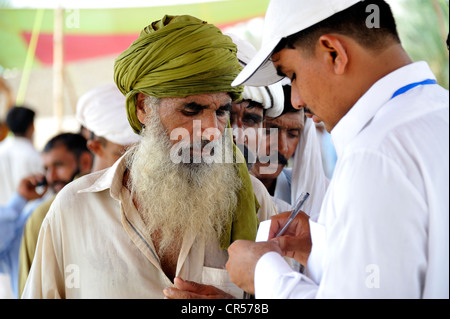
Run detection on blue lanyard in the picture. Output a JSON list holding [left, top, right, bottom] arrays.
[[391, 79, 437, 100]]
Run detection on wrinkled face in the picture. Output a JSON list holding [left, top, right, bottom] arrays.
[[42, 145, 81, 193], [137, 92, 231, 163], [157, 92, 232, 145], [230, 100, 264, 167], [129, 95, 240, 255], [251, 111, 303, 180]]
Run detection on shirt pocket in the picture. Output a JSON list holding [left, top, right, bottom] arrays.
[[202, 266, 243, 299]]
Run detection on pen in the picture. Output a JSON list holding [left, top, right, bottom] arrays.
[[275, 192, 310, 238]]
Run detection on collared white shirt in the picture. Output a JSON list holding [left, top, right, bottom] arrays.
[[22, 152, 275, 298], [255, 61, 449, 299], [0, 136, 43, 205]]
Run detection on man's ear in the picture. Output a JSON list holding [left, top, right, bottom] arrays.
[[318, 34, 349, 75], [79, 151, 94, 174], [87, 139, 103, 157], [136, 93, 149, 125]]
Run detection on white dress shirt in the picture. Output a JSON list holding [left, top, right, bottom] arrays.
[[255, 61, 449, 299], [0, 136, 43, 205]]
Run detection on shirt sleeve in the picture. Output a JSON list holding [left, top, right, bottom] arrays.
[[253, 219, 325, 299], [0, 193, 27, 253], [21, 202, 65, 299], [254, 252, 318, 299]]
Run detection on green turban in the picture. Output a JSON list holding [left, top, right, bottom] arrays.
[[114, 15, 258, 250], [114, 14, 243, 134]]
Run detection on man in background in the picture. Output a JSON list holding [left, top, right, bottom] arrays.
[[0, 106, 43, 205], [18, 133, 92, 296], [252, 85, 329, 221], [0, 174, 47, 298], [75, 83, 141, 171]]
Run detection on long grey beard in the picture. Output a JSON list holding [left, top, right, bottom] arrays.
[[126, 114, 241, 256]]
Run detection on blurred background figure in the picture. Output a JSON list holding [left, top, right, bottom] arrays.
[[75, 83, 141, 171], [0, 106, 43, 205], [17, 132, 93, 297], [0, 174, 47, 299], [0, 132, 92, 298]]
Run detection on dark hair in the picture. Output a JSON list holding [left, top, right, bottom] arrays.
[[274, 0, 400, 55], [6, 106, 35, 136], [43, 133, 90, 161]]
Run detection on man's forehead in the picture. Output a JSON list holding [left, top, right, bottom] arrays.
[[265, 113, 304, 129], [162, 92, 232, 107], [232, 100, 264, 112]]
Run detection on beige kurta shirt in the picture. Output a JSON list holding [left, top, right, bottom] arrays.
[[22, 153, 275, 299]]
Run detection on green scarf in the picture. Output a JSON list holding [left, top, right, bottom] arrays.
[[222, 124, 260, 250], [114, 15, 258, 249]]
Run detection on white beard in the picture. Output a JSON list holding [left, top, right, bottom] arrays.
[[126, 112, 241, 256]]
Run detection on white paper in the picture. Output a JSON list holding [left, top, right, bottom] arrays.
[[255, 220, 272, 242]]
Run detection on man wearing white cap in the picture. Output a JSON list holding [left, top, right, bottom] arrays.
[[253, 84, 329, 222], [76, 84, 141, 171], [229, 35, 327, 221], [228, 34, 291, 216], [227, 0, 449, 298], [228, 33, 284, 166]]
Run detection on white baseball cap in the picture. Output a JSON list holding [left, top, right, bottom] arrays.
[[232, 0, 362, 87], [227, 33, 284, 118]]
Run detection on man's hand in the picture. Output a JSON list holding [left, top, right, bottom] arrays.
[[163, 277, 234, 299], [226, 240, 282, 295], [17, 174, 47, 201], [269, 210, 312, 266]]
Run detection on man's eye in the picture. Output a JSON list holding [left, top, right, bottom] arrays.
[[288, 131, 300, 138], [182, 109, 200, 116], [216, 109, 228, 117], [216, 104, 231, 117]]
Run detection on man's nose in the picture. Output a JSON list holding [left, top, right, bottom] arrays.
[[45, 167, 56, 185], [197, 114, 220, 142], [291, 84, 306, 110], [232, 122, 246, 145], [278, 131, 289, 155]]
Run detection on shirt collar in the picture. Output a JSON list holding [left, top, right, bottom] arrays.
[[77, 152, 129, 201], [331, 61, 436, 157]]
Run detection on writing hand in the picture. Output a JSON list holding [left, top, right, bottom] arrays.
[[269, 210, 312, 266]]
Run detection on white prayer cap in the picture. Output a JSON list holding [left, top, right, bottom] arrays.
[[232, 0, 362, 87], [227, 33, 284, 118], [76, 84, 141, 146]]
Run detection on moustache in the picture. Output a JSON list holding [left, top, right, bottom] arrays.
[[236, 143, 256, 164], [173, 138, 225, 164], [277, 153, 288, 166]]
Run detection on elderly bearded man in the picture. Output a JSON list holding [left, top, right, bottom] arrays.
[[22, 15, 275, 299]]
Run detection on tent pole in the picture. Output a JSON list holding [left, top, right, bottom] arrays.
[[53, 6, 64, 132], [16, 8, 44, 105]]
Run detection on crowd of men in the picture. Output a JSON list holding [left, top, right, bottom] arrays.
[[0, 0, 448, 299]]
